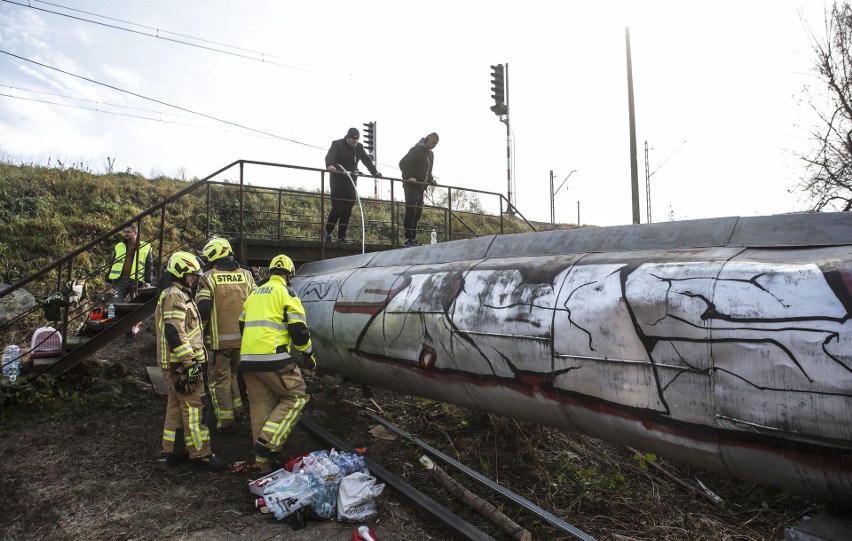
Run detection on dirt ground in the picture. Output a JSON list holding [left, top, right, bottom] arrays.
[[0, 318, 825, 541]]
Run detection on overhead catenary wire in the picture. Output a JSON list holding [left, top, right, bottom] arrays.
[[0, 72, 408, 175], [1, 0, 339, 77], [649, 139, 687, 178], [0, 82, 201, 121], [0, 92, 288, 142], [0, 49, 326, 152], [0, 3, 415, 176]]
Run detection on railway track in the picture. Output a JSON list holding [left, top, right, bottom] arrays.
[[299, 414, 596, 541]]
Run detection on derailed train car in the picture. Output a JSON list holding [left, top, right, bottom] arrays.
[[290, 212, 852, 506]]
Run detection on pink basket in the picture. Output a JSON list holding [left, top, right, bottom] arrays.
[[31, 327, 63, 358]]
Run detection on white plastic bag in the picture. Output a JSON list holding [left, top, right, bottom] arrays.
[[336, 472, 385, 522], [248, 468, 289, 497], [263, 471, 315, 521]]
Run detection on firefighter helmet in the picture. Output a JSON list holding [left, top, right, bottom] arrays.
[[167, 251, 204, 278], [269, 254, 295, 275], [201, 237, 233, 263]]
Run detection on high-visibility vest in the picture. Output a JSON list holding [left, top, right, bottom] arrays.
[[240, 275, 311, 370], [197, 267, 255, 350], [107, 241, 152, 282]]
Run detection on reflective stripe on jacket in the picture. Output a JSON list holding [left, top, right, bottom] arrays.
[[155, 284, 206, 370], [239, 274, 311, 372]]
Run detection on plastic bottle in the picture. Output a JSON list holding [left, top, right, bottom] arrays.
[[2, 345, 21, 383], [430, 229, 437, 244], [107, 303, 116, 319]]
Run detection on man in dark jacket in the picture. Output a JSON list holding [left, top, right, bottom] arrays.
[[324, 127, 381, 243], [399, 132, 439, 246]]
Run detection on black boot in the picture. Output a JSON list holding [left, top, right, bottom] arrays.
[[191, 454, 229, 472], [165, 427, 189, 465]]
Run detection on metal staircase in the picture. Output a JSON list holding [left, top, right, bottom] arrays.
[[0, 159, 538, 380]]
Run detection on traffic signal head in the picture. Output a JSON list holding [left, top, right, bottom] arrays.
[[362, 121, 376, 157], [490, 64, 505, 108]]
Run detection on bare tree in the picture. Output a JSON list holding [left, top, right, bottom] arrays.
[[798, 2, 852, 211]]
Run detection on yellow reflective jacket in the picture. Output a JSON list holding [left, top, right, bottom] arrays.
[[107, 241, 153, 282], [239, 274, 312, 372], [197, 267, 255, 350], [155, 283, 206, 370]]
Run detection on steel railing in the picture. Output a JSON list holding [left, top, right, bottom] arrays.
[[0, 160, 536, 377]]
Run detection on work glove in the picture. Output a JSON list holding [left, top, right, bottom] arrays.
[[184, 362, 202, 385], [302, 352, 317, 372]]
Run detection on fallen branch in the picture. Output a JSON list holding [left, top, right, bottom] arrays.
[[369, 398, 385, 415], [419, 455, 531, 541], [341, 398, 379, 414], [626, 446, 724, 507]]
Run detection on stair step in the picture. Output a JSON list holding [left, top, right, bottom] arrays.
[[32, 356, 60, 367], [65, 335, 91, 350]]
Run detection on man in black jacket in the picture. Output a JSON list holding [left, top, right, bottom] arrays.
[[399, 132, 439, 246], [324, 127, 381, 243]]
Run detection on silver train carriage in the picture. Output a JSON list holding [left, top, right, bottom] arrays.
[[290, 212, 852, 506]]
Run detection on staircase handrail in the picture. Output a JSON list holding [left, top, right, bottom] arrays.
[[1, 159, 537, 302]]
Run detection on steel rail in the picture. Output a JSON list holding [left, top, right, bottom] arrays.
[[298, 416, 494, 541], [364, 411, 597, 541]]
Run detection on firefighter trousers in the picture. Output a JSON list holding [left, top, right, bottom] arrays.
[[208, 348, 243, 428], [161, 368, 212, 458], [244, 366, 310, 469]]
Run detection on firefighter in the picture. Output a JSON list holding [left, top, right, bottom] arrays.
[[156, 251, 227, 471], [196, 237, 255, 431], [239, 254, 316, 473]]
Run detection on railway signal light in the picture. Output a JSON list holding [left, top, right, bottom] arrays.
[[363, 121, 376, 160], [490, 64, 507, 116]]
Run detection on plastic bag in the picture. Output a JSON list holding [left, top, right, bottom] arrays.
[[337, 472, 386, 522], [263, 470, 315, 521], [300, 451, 342, 519], [248, 468, 289, 497]]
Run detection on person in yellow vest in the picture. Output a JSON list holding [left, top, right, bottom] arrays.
[[239, 254, 316, 473], [106, 223, 152, 340], [196, 238, 255, 431], [156, 251, 228, 471]]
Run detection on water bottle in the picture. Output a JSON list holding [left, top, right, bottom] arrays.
[[2, 345, 21, 383], [107, 303, 116, 319], [430, 229, 437, 244]]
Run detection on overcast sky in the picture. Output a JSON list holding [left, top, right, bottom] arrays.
[[0, 0, 832, 227]]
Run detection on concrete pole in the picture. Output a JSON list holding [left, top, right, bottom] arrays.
[[626, 27, 640, 225]]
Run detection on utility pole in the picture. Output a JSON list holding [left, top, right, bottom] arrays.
[[550, 170, 554, 224], [626, 27, 640, 225], [645, 139, 686, 224], [490, 63, 513, 213], [550, 169, 576, 225], [644, 140, 652, 223]]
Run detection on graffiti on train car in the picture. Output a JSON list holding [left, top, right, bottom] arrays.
[[299, 256, 851, 425], [293, 245, 852, 504]]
